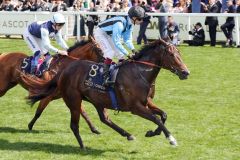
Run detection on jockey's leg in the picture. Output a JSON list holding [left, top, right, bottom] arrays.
[[103, 58, 112, 86], [94, 27, 115, 85], [31, 51, 41, 74]]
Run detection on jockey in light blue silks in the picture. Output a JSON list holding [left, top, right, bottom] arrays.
[[23, 13, 69, 74], [93, 6, 147, 86]]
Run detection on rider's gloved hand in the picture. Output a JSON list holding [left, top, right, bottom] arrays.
[[130, 49, 140, 60], [57, 50, 68, 56], [132, 49, 138, 55]]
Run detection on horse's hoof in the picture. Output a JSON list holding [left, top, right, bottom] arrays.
[[168, 135, 178, 147], [145, 130, 155, 137], [92, 129, 101, 135], [80, 146, 86, 151], [28, 123, 33, 131], [127, 135, 136, 141]]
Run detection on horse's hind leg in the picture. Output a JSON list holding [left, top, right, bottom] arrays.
[[80, 105, 101, 134], [28, 97, 51, 130], [95, 107, 135, 140], [131, 105, 177, 146], [0, 81, 17, 97]]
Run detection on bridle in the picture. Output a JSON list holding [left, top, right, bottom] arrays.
[[130, 43, 176, 70]]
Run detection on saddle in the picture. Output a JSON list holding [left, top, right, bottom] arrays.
[[21, 51, 53, 77]]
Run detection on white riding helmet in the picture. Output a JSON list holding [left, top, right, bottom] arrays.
[[51, 13, 65, 25]]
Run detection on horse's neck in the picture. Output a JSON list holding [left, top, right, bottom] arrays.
[[130, 56, 161, 85]]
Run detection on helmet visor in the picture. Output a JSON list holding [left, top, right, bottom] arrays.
[[55, 23, 65, 26]]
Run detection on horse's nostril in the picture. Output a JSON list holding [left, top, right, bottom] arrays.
[[182, 70, 190, 76]]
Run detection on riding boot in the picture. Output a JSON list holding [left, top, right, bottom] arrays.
[[102, 64, 110, 86], [30, 51, 41, 75]]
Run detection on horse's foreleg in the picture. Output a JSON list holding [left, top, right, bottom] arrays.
[[70, 106, 84, 149], [95, 107, 135, 141], [147, 97, 167, 124], [28, 97, 51, 130], [131, 105, 177, 146], [63, 91, 85, 149], [80, 105, 101, 134], [146, 97, 167, 137]]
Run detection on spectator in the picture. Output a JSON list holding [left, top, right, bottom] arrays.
[[137, 0, 151, 45], [187, 22, 205, 46], [72, 0, 86, 41], [203, 0, 219, 46], [237, 0, 240, 13], [0, 0, 14, 11], [30, 0, 42, 11], [221, 0, 235, 47], [0, 0, 14, 38], [86, 2, 99, 39], [236, 0, 240, 47], [172, 0, 188, 13], [21, 0, 31, 11], [52, 0, 67, 12], [215, 0, 222, 12], [167, 16, 180, 46], [155, 0, 170, 38], [120, 0, 130, 12]]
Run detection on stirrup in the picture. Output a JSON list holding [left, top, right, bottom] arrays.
[[103, 77, 115, 86]]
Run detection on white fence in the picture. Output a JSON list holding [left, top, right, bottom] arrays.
[[0, 11, 239, 45]]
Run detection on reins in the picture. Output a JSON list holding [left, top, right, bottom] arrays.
[[129, 60, 161, 69], [66, 55, 79, 60]]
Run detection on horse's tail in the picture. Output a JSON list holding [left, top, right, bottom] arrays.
[[21, 73, 60, 106]]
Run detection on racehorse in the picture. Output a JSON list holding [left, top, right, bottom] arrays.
[[26, 39, 190, 148], [0, 40, 103, 134]]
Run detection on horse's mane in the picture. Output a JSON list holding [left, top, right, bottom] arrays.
[[67, 40, 90, 53], [138, 41, 160, 55]]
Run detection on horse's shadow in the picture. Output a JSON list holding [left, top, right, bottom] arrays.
[[0, 139, 114, 155], [0, 127, 115, 155], [0, 127, 55, 134]]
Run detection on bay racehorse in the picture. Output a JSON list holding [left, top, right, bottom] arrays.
[[26, 39, 190, 148], [0, 40, 103, 133]]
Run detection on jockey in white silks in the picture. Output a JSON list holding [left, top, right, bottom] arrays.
[[93, 6, 147, 85], [23, 13, 69, 74]]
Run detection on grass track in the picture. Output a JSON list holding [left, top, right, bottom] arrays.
[[0, 38, 239, 160]]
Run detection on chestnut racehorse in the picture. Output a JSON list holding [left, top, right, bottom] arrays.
[[26, 39, 190, 148], [0, 40, 103, 134]]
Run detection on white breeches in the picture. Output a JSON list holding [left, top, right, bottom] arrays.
[[23, 29, 47, 54], [93, 27, 125, 60]]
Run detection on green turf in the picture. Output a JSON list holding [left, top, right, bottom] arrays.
[[0, 38, 239, 160]]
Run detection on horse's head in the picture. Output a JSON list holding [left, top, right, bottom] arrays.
[[67, 40, 104, 62], [158, 39, 190, 80]]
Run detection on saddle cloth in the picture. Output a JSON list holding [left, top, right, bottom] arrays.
[[84, 63, 120, 110], [84, 63, 119, 92], [21, 51, 52, 77]]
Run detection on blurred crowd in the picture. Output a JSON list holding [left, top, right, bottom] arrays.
[[0, 0, 239, 47], [0, 0, 239, 13]]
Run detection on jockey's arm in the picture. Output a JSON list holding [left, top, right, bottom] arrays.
[[40, 28, 58, 53], [55, 30, 69, 50], [122, 27, 135, 53], [112, 22, 129, 56]]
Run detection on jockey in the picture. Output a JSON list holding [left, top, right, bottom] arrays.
[[93, 6, 147, 85], [23, 13, 69, 74]]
